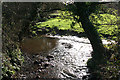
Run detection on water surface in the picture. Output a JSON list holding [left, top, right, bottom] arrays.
[[15, 35, 112, 79]]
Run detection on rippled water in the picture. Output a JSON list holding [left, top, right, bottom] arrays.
[[14, 35, 113, 79], [48, 35, 92, 79]]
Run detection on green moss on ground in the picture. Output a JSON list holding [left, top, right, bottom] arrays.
[[32, 10, 119, 41], [33, 10, 84, 33]]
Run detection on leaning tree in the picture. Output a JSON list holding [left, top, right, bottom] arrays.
[[65, 2, 107, 63]]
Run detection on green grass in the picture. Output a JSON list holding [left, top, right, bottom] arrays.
[[38, 18, 83, 31], [34, 10, 84, 33], [32, 10, 120, 40], [89, 13, 119, 40]]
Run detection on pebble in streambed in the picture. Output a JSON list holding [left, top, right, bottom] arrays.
[[61, 43, 73, 49], [46, 55, 54, 61], [33, 55, 55, 70], [62, 69, 77, 78]]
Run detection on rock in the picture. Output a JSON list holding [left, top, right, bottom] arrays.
[[32, 55, 35, 58], [38, 69, 41, 72], [51, 64, 54, 67], [46, 55, 54, 59], [82, 75, 88, 80], [36, 75, 41, 79], [61, 43, 66, 45], [34, 60, 39, 64], [83, 60, 85, 62], [46, 55, 54, 62], [61, 43, 73, 49], [40, 59, 44, 62], [34, 59, 43, 65], [79, 68, 82, 71], [63, 70, 77, 78], [47, 59, 50, 62], [44, 63, 50, 68], [40, 66, 45, 70], [54, 50, 60, 53], [65, 44, 73, 48]]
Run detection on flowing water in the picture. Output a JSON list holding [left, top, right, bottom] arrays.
[[14, 35, 113, 79]]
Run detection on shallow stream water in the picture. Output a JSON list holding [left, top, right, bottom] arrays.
[[14, 35, 113, 79]]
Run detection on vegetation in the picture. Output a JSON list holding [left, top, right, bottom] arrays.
[[32, 10, 119, 40], [2, 2, 64, 79], [31, 2, 120, 79], [2, 2, 120, 80], [32, 10, 84, 33], [2, 48, 24, 79]]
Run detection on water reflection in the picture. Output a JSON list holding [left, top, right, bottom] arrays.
[[20, 36, 58, 54]]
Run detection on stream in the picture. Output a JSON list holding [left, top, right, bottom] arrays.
[[13, 35, 113, 80]]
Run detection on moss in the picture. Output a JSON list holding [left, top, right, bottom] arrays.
[[32, 10, 119, 41]]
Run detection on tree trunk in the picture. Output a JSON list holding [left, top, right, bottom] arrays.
[[69, 2, 106, 63], [79, 15, 106, 63]]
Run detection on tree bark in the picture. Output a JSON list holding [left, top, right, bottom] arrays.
[[70, 2, 106, 63], [79, 14, 106, 63]]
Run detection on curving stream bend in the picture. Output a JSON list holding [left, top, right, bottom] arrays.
[[13, 35, 113, 79]]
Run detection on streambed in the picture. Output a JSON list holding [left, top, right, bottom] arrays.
[[13, 35, 113, 79]]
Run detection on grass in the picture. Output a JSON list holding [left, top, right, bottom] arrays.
[[89, 13, 119, 40], [35, 18, 83, 32], [34, 10, 84, 33], [32, 10, 120, 40]]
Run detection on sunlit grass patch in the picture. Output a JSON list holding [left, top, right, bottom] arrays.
[[89, 13, 119, 40], [33, 10, 119, 40], [34, 14, 84, 32]]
